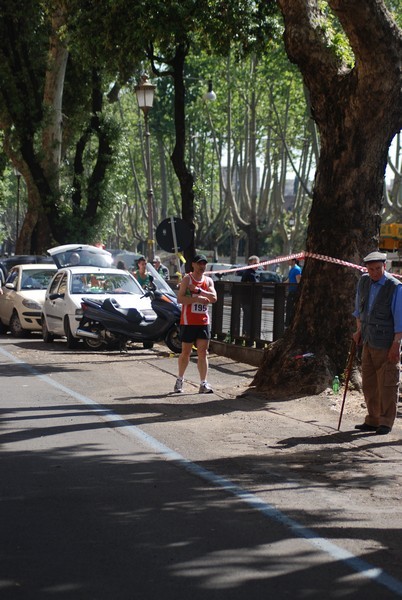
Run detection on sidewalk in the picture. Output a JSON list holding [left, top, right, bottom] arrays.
[[146, 345, 402, 466]]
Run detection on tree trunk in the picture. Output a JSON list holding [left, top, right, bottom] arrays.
[[41, 2, 68, 185], [253, 0, 402, 396], [170, 43, 196, 268]]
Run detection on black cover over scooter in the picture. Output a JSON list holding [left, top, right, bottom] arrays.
[[101, 297, 144, 324], [76, 286, 182, 353]]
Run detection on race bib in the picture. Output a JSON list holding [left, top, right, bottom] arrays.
[[191, 303, 208, 313]]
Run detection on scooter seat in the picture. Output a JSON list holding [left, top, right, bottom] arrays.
[[124, 307, 144, 323], [102, 298, 144, 323]]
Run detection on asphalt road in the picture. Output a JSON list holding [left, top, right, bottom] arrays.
[[1, 334, 402, 599]]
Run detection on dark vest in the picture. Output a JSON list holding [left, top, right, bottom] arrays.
[[359, 273, 400, 349]]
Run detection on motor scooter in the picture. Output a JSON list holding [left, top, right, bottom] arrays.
[[75, 281, 182, 353]]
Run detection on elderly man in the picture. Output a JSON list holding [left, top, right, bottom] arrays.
[[352, 251, 402, 435], [153, 255, 169, 279]]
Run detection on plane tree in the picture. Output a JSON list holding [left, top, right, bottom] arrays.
[[144, 1, 277, 265], [190, 48, 315, 261], [0, 1, 122, 252], [253, 0, 402, 396]]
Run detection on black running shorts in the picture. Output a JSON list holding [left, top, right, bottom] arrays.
[[180, 324, 211, 343]]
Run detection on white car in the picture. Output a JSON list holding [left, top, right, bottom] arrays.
[[41, 266, 156, 348], [47, 243, 113, 269], [0, 264, 57, 336], [206, 263, 242, 282]]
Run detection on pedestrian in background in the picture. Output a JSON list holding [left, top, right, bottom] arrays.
[[153, 255, 169, 279], [116, 260, 127, 271], [133, 256, 151, 288], [352, 251, 402, 435], [285, 258, 302, 326], [241, 255, 260, 283], [174, 254, 217, 394]]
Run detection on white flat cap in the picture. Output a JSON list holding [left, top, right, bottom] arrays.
[[363, 251, 387, 263]]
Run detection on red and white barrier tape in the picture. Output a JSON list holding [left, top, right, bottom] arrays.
[[206, 251, 402, 278]]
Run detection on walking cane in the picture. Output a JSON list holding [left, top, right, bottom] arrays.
[[337, 339, 357, 431]]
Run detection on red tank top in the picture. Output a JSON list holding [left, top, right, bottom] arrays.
[[180, 273, 211, 325]]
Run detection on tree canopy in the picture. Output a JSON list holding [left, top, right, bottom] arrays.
[[1, 0, 402, 400]]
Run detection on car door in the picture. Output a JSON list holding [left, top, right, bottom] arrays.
[[0, 267, 20, 325], [44, 271, 67, 334]]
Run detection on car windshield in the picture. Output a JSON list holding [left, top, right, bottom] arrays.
[[70, 272, 143, 295], [21, 269, 57, 290]]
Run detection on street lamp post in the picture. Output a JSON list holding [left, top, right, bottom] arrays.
[[135, 74, 156, 263], [14, 169, 21, 242]]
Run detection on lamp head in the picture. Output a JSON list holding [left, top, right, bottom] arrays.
[[135, 74, 156, 114], [203, 79, 216, 102]]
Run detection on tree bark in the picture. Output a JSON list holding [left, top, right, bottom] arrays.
[[170, 43, 196, 268], [253, 0, 402, 396]]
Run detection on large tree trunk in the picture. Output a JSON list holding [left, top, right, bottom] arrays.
[[41, 2, 68, 185], [170, 43, 196, 269], [253, 0, 402, 396]]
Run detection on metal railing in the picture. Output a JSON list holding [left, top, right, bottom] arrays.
[[211, 281, 286, 348]]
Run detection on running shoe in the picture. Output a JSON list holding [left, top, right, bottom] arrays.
[[174, 378, 183, 393], [199, 382, 213, 394]]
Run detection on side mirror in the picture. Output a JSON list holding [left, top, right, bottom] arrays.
[[49, 292, 64, 300]]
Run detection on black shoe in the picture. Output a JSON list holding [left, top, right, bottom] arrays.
[[354, 423, 377, 432], [376, 425, 391, 435]]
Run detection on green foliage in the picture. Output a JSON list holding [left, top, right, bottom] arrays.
[[385, 1, 402, 27], [317, 1, 354, 67], [0, 0, 309, 255]]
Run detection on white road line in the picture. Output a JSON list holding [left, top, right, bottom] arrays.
[[2, 345, 402, 596]]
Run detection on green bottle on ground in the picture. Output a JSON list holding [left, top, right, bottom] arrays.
[[332, 375, 340, 393]]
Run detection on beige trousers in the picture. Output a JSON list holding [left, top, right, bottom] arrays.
[[361, 343, 399, 428]]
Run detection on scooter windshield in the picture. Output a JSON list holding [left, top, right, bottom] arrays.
[[146, 263, 177, 300]]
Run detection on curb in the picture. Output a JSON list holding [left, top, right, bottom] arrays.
[[209, 340, 264, 367]]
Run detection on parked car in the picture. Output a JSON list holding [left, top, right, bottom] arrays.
[[206, 263, 241, 282], [0, 264, 57, 336], [112, 251, 143, 270], [258, 270, 283, 283], [47, 244, 114, 269], [48, 243, 175, 294], [0, 254, 53, 284], [41, 266, 157, 348]]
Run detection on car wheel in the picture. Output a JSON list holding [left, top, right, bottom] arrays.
[[165, 325, 182, 354], [65, 318, 80, 349], [9, 311, 27, 337], [42, 317, 54, 343]]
